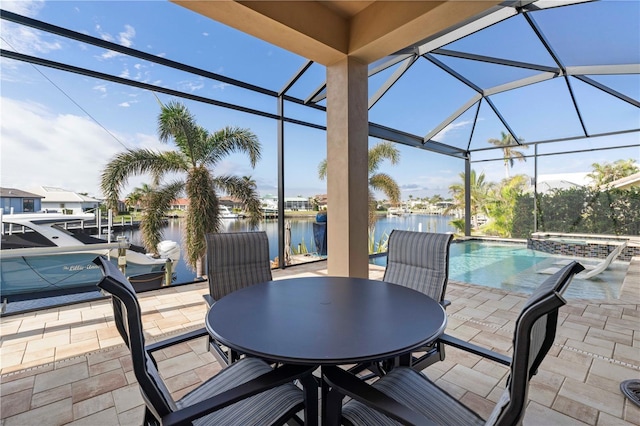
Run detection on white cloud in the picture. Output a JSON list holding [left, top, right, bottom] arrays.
[[434, 119, 474, 141], [96, 24, 136, 59], [0, 97, 166, 197], [0, 0, 61, 62], [178, 79, 205, 92], [202, 32, 209, 37], [1, 0, 45, 17], [119, 102, 131, 107]]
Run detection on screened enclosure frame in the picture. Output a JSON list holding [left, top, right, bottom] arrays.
[[2, 0, 638, 265]]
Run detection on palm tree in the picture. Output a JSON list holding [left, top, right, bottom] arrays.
[[318, 141, 401, 227], [101, 100, 263, 276], [447, 169, 493, 231], [488, 131, 528, 178], [125, 183, 154, 212]]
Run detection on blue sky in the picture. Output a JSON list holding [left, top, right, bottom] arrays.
[[1, 0, 638, 201]]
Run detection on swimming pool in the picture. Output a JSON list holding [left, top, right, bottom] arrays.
[[448, 240, 628, 299]]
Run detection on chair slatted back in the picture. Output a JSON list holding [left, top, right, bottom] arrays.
[[206, 231, 272, 301], [383, 231, 453, 302], [489, 261, 584, 426], [94, 256, 177, 420]]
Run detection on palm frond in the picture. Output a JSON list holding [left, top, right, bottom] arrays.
[[184, 166, 220, 268], [318, 159, 328, 180], [213, 175, 263, 228], [100, 149, 187, 211], [203, 127, 262, 168], [369, 172, 400, 204], [140, 181, 185, 254], [368, 141, 400, 174]]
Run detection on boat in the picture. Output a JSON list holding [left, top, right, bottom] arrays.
[[0, 213, 180, 300], [220, 205, 239, 219]]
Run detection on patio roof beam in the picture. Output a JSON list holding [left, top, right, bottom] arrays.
[[432, 48, 560, 74], [397, 4, 519, 56], [483, 71, 557, 96], [368, 54, 414, 77], [368, 55, 418, 110], [423, 54, 483, 93], [484, 96, 522, 144], [573, 75, 640, 109], [0, 49, 329, 134], [565, 64, 640, 75], [368, 123, 466, 158], [466, 100, 482, 152], [524, 12, 589, 137], [471, 142, 640, 162], [0, 10, 278, 98], [522, 0, 599, 12], [279, 60, 314, 96], [309, 54, 416, 105], [423, 94, 482, 141], [469, 128, 640, 153]]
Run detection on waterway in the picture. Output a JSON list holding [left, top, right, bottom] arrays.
[[114, 213, 456, 284]]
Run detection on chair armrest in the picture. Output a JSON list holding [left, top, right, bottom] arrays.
[[146, 328, 209, 353], [438, 333, 511, 366], [323, 366, 437, 426], [161, 363, 316, 426], [202, 294, 214, 307]]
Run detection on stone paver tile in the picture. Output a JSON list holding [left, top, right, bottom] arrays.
[[0, 388, 32, 418], [86, 346, 129, 366], [564, 339, 613, 358], [159, 341, 192, 359], [598, 411, 639, 426], [99, 336, 125, 349], [0, 341, 26, 357], [591, 358, 640, 384], [31, 384, 72, 409], [433, 376, 468, 399], [164, 370, 201, 394], [614, 344, 640, 366], [458, 390, 494, 420], [69, 329, 98, 344], [55, 339, 100, 361], [440, 364, 499, 398], [156, 351, 204, 378], [89, 359, 121, 376], [72, 392, 114, 420], [567, 314, 606, 329], [25, 333, 70, 352], [67, 407, 118, 426], [558, 346, 597, 366], [528, 370, 565, 407], [469, 330, 513, 352], [71, 370, 127, 403], [21, 347, 55, 365], [0, 351, 25, 373], [0, 375, 34, 395], [588, 328, 634, 346], [172, 382, 201, 400], [623, 399, 640, 425], [112, 384, 144, 414], [540, 354, 589, 382], [560, 377, 624, 418], [33, 362, 89, 393], [117, 406, 145, 426], [472, 358, 509, 380], [524, 401, 590, 426], [553, 394, 599, 425], [3, 398, 73, 426]]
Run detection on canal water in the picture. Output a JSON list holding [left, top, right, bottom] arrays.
[[114, 214, 456, 284]]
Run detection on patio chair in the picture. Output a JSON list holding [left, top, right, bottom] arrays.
[[366, 230, 454, 373], [204, 231, 273, 365], [323, 261, 585, 426], [93, 256, 317, 426]]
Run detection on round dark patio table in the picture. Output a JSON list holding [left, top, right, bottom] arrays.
[[205, 276, 447, 365]]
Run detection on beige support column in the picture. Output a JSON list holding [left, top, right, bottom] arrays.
[[326, 56, 369, 278]]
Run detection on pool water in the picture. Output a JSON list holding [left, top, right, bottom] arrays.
[[449, 240, 628, 299]]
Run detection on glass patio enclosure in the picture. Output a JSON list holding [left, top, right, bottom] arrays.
[[1, 0, 638, 268]]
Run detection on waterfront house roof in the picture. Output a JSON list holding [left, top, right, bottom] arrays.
[[609, 171, 640, 190], [0, 187, 43, 199], [28, 186, 100, 203]]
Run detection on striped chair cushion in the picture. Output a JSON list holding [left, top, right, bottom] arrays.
[[383, 231, 452, 301], [342, 367, 484, 426], [206, 232, 273, 300], [178, 357, 303, 426]]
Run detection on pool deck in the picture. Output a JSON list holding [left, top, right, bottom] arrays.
[[1, 258, 639, 425]]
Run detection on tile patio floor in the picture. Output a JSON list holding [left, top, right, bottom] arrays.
[[1, 258, 639, 425]]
